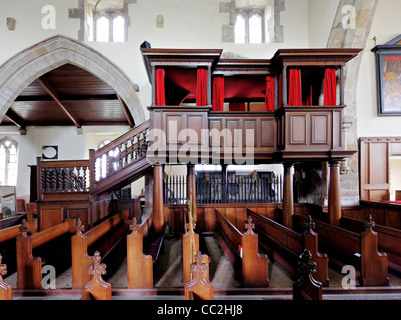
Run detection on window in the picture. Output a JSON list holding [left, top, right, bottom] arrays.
[[234, 12, 264, 44], [96, 16, 110, 42], [0, 138, 18, 186], [113, 16, 125, 42]]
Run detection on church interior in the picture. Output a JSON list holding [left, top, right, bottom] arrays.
[[1, 0, 401, 305]]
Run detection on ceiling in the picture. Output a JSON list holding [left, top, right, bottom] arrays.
[[1, 64, 135, 130]]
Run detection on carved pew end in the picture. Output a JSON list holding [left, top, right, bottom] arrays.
[[0, 255, 12, 300]]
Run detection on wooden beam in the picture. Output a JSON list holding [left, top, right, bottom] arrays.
[[117, 94, 135, 128], [5, 109, 26, 129], [36, 77, 81, 128]]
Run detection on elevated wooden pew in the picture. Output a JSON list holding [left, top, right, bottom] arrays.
[[16, 218, 76, 289], [185, 251, 214, 300], [72, 210, 130, 289], [247, 209, 329, 286], [341, 215, 401, 274], [214, 209, 269, 287], [126, 212, 165, 288], [294, 214, 389, 287], [80, 251, 112, 300], [0, 219, 37, 275]]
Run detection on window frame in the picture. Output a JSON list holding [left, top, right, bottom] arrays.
[[234, 10, 265, 44], [0, 137, 18, 186]]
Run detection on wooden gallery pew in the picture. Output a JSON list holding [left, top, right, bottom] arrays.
[[0, 219, 37, 275], [80, 251, 112, 300], [185, 251, 214, 300], [247, 209, 329, 287], [16, 219, 76, 289], [341, 215, 401, 274], [294, 214, 389, 287], [72, 210, 130, 289], [126, 213, 165, 288], [214, 209, 269, 287]]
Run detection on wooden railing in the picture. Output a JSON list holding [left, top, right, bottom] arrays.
[[89, 120, 150, 189]]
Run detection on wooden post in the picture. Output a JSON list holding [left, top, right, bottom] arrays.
[[153, 162, 164, 233], [283, 162, 294, 229], [328, 161, 341, 227], [187, 164, 197, 224]]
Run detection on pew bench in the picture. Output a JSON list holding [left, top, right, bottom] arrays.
[[246, 209, 329, 286], [126, 212, 165, 288], [294, 214, 389, 287], [0, 219, 37, 275], [214, 209, 269, 288], [72, 210, 130, 289], [16, 219, 76, 289]]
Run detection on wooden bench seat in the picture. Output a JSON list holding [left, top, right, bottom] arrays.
[[214, 209, 269, 288], [16, 219, 76, 289], [72, 210, 130, 289], [247, 209, 329, 286], [294, 214, 389, 287]]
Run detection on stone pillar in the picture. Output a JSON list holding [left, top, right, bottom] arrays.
[[283, 162, 294, 229], [187, 164, 197, 224], [328, 161, 342, 227], [153, 162, 164, 233]]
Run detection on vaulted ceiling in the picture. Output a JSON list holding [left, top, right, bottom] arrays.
[[1, 64, 135, 130]]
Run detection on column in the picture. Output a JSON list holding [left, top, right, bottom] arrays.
[[187, 164, 197, 224], [328, 161, 342, 227], [153, 162, 164, 233], [282, 162, 294, 229]]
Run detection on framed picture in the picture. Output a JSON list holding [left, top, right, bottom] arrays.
[[0, 186, 16, 217], [373, 35, 401, 115]]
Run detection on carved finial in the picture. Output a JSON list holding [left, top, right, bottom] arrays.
[[365, 214, 375, 230], [88, 251, 107, 276], [245, 217, 255, 231], [0, 255, 7, 277], [74, 218, 85, 234], [19, 219, 29, 233], [304, 215, 315, 230], [190, 251, 208, 277], [129, 218, 139, 231], [185, 222, 196, 233], [298, 249, 317, 275]]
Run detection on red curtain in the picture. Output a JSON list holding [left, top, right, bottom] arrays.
[[305, 84, 313, 106], [212, 76, 224, 111], [229, 102, 246, 111], [155, 68, 166, 106], [288, 68, 302, 106], [196, 68, 208, 106], [324, 68, 337, 106], [265, 76, 275, 111]]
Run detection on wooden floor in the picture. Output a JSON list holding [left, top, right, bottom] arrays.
[[6, 235, 401, 300]]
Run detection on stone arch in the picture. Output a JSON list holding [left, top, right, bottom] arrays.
[[0, 34, 145, 125]]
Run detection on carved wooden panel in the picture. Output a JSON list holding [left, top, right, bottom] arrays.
[[260, 119, 275, 148], [166, 114, 183, 144], [289, 114, 307, 145], [311, 114, 329, 145]]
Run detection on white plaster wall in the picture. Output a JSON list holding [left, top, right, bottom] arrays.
[[357, 0, 401, 137]]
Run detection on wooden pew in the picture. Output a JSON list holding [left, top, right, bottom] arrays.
[[72, 210, 130, 289], [185, 251, 214, 300], [80, 251, 112, 300], [126, 213, 165, 288], [294, 214, 389, 287], [247, 209, 329, 286], [0, 219, 37, 275], [16, 218, 76, 289], [293, 249, 322, 301], [341, 215, 401, 274], [214, 209, 269, 287], [0, 255, 12, 300]]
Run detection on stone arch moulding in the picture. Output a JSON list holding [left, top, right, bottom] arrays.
[[0, 34, 145, 126]]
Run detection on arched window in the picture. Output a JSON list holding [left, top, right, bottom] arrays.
[[96, 16, 110, 42], [249, 14, 263, 44], [235, 14, 246, 44], [113, 15, 125, 42], [0, 138, 18, 186]]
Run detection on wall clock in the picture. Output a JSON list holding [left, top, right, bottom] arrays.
[[42, 145, 58, 160]]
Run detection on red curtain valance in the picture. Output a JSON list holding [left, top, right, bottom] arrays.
[[324, 68, 337, 106], [196, 68, 208, 106], [212, 76, 224, 111], [288, 68, 302, 106], [265, 76, 275, 111], [155, 68, 166, 106]]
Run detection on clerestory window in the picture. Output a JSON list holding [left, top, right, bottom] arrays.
[[234, 11, 264, 44]]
